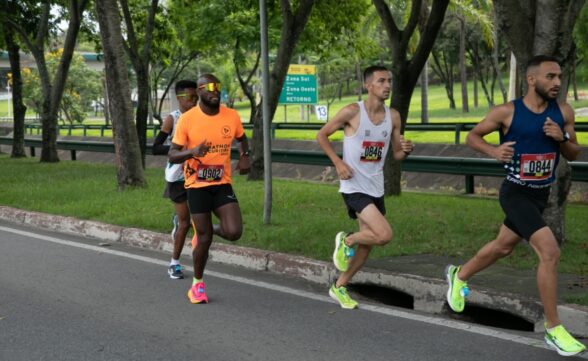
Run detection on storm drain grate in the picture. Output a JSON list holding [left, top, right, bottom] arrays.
[[349, 284, 414, 309], [444, 304, 535, 332]]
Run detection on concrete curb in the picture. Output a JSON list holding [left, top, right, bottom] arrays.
[[1, 205, 587, 337]]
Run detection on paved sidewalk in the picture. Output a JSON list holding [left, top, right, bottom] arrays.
[[1, 205, 587, 337], [576, 107, 588, 117]]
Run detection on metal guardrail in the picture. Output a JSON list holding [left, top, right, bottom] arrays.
[[244, 122, 588, 144], [18, 122, 588, 145], [2, 136, 587, 194], [0, 117, 40, 123], [22, 123, 161, 138]]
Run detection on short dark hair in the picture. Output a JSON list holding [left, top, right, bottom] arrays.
[[363, 65, 389, 83], [175, 80, 197, 94], [197, 73, 219, 86], [525, 55, 560, 73]]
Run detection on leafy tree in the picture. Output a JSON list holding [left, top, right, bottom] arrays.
[[373, 0, 450, 195], [172, 0, 368, 179], [142, 3, 199, 123], [4, 0, 90, 162], [21, 50, 101, 124], [430, 16, 459, 109], [248, 0, 370, 180]]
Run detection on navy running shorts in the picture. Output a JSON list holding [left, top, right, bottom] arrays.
[[499, 180, 551, 241], [187, 184, 238, 214], [163, 180, 187, 203], [341, 192, 386, 220]]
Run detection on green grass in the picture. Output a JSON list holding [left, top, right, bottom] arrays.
[[1, 155, 587, 281]]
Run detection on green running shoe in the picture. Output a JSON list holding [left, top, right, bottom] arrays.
[[329, 284, 358, 309], [445, 264, 468, 313], [333, 232, 355, 272], [544, 323, 586, 356]]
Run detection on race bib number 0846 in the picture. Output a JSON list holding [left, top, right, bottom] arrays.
[[360, 141, 384, 162]]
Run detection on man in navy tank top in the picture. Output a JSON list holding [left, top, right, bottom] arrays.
[[317, 65, 414, 309], [445, 55, 585, 356]]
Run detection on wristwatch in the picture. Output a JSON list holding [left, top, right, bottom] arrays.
[[559, 132, 570, 143]]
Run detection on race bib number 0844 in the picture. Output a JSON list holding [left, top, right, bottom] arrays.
[[520, 153, 555, 181]]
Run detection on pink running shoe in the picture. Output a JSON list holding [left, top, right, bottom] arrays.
[[187, 282, 208, 304]]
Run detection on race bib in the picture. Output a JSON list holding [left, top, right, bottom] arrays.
[[360, 141, 384, 162], [197, 164, 224, 182], [520, 153, 555, 181]]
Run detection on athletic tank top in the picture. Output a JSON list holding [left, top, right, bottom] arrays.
[[500, 97, 563, 187], [164, 109, 184, 182], [339, 101, 392, 197]]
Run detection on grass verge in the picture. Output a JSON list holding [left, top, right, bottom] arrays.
[[1, 154, 587, 280]]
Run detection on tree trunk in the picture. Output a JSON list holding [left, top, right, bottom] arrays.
[[356, 62, 363, 101], [102, 75, 111, 125], [420, 60, 429, 124], [571, 45, 578, 101], [543, 160, 572, 245], [473, 69, 478, 109], [95, 0, 146, 189], [234, 44, 260, 125], [3, 22, 27, 158], [458, 16, 469, 113], [119, 0, 159, 168], [507, 52, 517, 101], [431, 52, 456, 109], [135, 65, 150, 167]]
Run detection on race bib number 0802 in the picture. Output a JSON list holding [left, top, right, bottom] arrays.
[[520, 153, 555, 181]]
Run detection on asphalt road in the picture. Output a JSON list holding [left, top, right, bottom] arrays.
[[0, 222, 585, 361]]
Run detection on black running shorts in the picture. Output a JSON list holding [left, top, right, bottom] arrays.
[[499, 180, 551, 241], [341, 192, 386, 220], [187, 184, 238, 214], [163, 180, 187, 203]]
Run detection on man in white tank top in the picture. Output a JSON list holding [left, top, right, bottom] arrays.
[[153, 80, 198, 279], [317, 65, 414, 309]]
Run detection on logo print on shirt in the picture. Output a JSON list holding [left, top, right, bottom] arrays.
[[222, 126, 231, 138], [382, 130, 388, 138], [365, 129, 371, 137]]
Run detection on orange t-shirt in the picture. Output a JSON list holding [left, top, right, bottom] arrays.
[[172, 105, 244, 189]]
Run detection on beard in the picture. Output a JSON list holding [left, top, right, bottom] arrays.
[[534, 84, 558, 102], [200, 94, 220, 108]]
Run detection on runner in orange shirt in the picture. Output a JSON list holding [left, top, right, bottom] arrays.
[[169, 73, 250, 304]]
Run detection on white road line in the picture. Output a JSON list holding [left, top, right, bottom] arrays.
[[1, 225, 586, 358]]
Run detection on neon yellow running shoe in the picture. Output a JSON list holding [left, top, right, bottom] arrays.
[[333, 232, 355, 272], [445, 264, 468, 313], [329, 284, 358, 309], [544, 323, 586, 356]]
